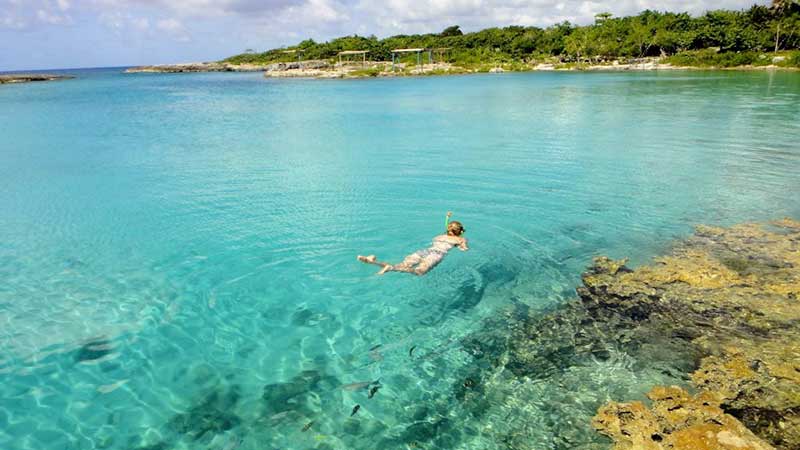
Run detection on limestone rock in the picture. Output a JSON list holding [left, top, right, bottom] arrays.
[[125, 62, 267, 73], [594, 386, 775, 450], [583, 220, 800, 449]]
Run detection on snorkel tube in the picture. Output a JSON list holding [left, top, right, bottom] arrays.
[[445, 211, 452, 231]]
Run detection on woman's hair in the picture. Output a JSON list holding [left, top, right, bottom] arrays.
[[447, 221, 465, 236]]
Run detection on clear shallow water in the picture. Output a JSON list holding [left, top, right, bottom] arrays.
[[1, 69, 799, 450]]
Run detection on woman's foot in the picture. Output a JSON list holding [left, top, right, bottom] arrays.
[[357, 255, 377, 264]]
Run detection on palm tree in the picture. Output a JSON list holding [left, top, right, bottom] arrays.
[[594, 12, 613, 25], [773, 0, 799, 51]]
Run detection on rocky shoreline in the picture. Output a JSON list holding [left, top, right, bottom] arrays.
[[124, 57, 797, 78], [0, 74, 74, 84], [585, 219, 800, 449], [124, 62, 267, 73], [460, 218, 799, 449]]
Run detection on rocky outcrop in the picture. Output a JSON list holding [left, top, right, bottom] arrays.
[[583, 219, 800, 449], [264, 60, 331, 72], [261, 60, 343, 78], [0, 74, 74, 84], [126, 60, 333, 74], [594, 386, 774, 449], [125, 62, 267, 73]]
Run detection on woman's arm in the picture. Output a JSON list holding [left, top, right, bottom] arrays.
[[458, 238, 469, 251]]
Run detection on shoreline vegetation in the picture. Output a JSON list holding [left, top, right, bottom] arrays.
[[127, 4, 800, 78], [0, 74, 74, 84]]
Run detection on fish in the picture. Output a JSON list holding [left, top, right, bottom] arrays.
[[301, 421, 314, 432], [369, 346, 384, 362], [340, 381, 373, 391], [267, 411, 291, 422], [340, 378, 380, 391], [368, 385, 380, 399], [350, 404, 361, 416], [409, 346, 416, 357], [97, 379, 129, 394]]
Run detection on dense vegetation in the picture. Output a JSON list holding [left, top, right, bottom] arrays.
[[225, 2, 800, 68]]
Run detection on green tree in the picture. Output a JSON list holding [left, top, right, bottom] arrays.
[[565, 26, 596, 60], [222, 5, 800, 67], [773, 0, 800, 50], [595, 12, 613, 24], [440, 25, 463, 37]]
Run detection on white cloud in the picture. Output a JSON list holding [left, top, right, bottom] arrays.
[[36, 8, 70, 25], [274, 0, 348, 25], [156, 18, 191, 41], [96, 11, 150, 33], [88, 0, 307, 18], [356, 0, 771, 35], [156, 18, 183, 32], [9, 0, 773, 37], [131, 16, 149, 30], [1, 15, 27, 29]]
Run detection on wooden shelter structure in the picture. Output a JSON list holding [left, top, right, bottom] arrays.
[[281, 49, 305, 61], [431, 47, 451, 63], [337, 50, 368, 66], [391, 48, 432, 70]]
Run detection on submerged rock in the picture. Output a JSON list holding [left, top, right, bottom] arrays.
[[451, 218, 799, 449], [584, 219, 800, 449], [167, 385, 242, 441]]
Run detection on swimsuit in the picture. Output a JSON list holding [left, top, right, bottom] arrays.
[[412, 236, 455, 267]]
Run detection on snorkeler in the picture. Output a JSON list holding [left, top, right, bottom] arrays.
[[357, 212, 469, 276]]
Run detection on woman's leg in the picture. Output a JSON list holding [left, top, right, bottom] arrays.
[[357, 255, 392, 268], [386, 252, 424, 274], [412, 252, 445, 276], [358, 252, 428, 275]]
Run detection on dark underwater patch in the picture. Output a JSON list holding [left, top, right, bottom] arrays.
[[261, 368, 341, 418], [167, 385, 242, 441], [75, 337, 115, 363]]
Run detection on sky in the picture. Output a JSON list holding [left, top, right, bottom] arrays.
[[1, 0, 771, 71]]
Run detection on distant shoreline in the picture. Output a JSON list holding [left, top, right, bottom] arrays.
[[0, 74, 74, 84], [124, 58, 800, 79]]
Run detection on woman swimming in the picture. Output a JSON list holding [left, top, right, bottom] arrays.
[[357, 213, 468, 276]]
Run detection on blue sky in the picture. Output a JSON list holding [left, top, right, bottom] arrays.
[[1, 0, 770, 71]]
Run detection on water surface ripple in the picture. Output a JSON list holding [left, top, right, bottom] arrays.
[[1, 69, 799, 449]]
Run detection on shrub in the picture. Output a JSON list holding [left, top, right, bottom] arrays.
[[666, 49, 762, 67]]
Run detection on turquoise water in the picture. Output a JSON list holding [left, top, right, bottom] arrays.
[[1, 69, 799, 450]]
